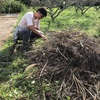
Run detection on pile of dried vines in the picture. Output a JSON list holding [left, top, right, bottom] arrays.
[[26, 31, 100, 100]]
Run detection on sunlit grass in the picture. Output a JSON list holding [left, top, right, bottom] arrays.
[[41, 7, 100, 36]]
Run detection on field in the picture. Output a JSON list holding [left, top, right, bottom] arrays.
[[0, 7, 100, 100]]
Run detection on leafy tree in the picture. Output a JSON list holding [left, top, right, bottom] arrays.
[[0, 0, 26, 13], [31, 0, 74, 22], [16, 0, 32, 6], [74, 0, 100, 14], [30, 0, 100, 21]]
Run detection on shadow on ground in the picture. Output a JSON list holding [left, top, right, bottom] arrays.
[[0, 43, 17, 82]]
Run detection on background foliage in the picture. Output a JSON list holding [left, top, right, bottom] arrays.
[[0, 0, 26, 13]]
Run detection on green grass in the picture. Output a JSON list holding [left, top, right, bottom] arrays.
[[41, 7, 100, 36], [0, 7, 100, 100]]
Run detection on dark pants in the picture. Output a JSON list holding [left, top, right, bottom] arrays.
[[17, 28, 40, 47]]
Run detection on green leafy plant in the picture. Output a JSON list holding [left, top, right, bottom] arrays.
[[0, 0, 26, 13]]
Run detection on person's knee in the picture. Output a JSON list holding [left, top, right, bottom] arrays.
[[17, 28, 30, 41], [23, 29, 30, 37]]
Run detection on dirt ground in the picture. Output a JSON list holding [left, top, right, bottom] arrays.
[[0, 14, 19, 47]]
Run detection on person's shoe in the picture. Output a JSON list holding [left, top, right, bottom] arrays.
[[21, 46, 30, 53], [29, 38, 38, 43], [13, 39, 18, 45], [29, 40, 35, 43], [21, 49, 28, 53]]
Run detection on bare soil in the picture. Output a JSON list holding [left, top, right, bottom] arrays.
[[0, 13, 19, 47]]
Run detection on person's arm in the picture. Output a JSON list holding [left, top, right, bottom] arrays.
[[35, 19, 40, 30], [27, 25, 46, 40], [35, 27, 39, 30]]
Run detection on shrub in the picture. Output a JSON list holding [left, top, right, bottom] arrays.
[[1, 1, 26, 13]]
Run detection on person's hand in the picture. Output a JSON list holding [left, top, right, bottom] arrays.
[[39, 31, 43, 34], [38, 30, 47, 41], [41, 34, 47, 41]]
